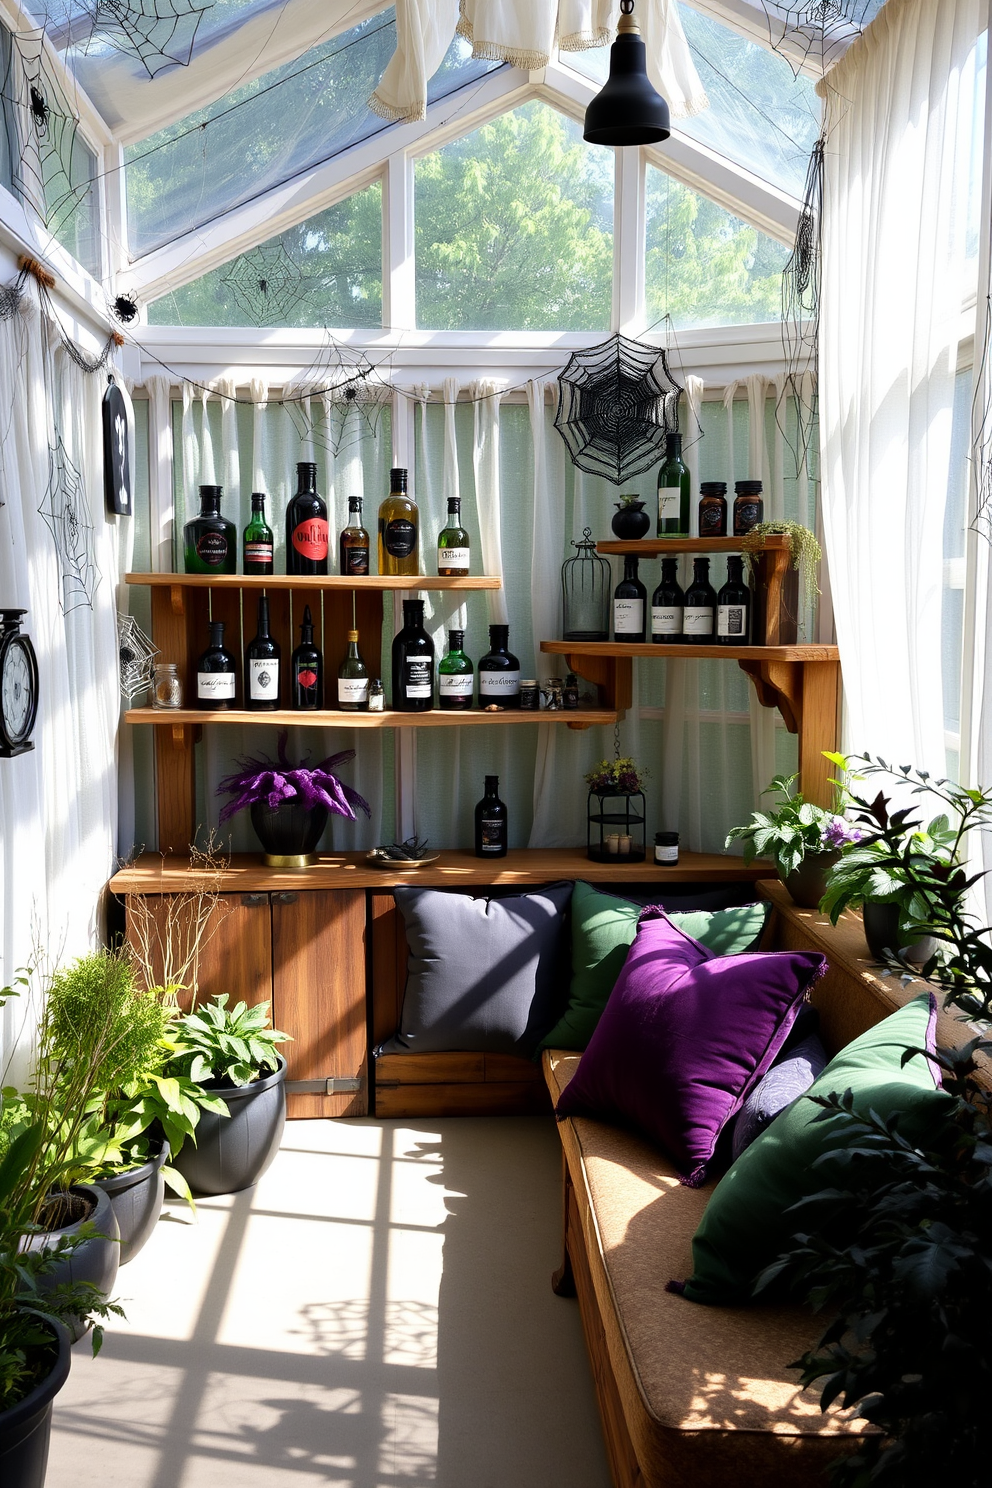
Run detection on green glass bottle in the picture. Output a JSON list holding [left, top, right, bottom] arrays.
[[243, 492, 274, 576], [337, 628, 369, 712], [438, 628, 474, 711], [656, 433, 691, 538], [183, 485, 236, 574]]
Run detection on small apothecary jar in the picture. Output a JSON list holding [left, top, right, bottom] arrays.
[[562, 527, 611, 641], [587, 790, 646, 863]]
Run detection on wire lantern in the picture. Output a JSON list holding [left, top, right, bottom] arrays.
[[555, 333, 683, 485], [561, 528, 611, 641]]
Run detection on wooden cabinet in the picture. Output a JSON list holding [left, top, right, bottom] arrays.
[[124, 888, 367, 1119]]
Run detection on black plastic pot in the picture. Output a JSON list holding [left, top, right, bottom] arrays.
[[0, 1322, 70, 1488], [862, 901, 939, 966], [22, 1185, 120, 1342], [173, 1057, 286, 1197], [783, 850, 839, 909], [92, 1140, 169, 1265], [611, 500, 651, 540], [250, 800, 328, 866]]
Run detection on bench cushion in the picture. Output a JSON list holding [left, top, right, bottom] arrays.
[[546, 1050, 870, 1485]]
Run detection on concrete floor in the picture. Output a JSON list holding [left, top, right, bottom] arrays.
[[48, 1116, 611, 1488]]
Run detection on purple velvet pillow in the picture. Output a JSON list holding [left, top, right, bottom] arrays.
[[555, 907, 827, 1185]]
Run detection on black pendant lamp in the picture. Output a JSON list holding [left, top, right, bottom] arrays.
[[583, 0, 671, 147]]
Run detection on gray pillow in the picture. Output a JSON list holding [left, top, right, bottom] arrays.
[[730, 1033, 828, 1160], [379, 882, 574, 1056]]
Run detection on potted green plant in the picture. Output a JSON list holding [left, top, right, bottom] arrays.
[[167, 997, 290, 1197], [759, 758, 992, 1485], [725, 772, 860, 907]]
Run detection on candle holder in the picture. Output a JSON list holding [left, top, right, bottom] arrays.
[[587, 789, 646, 863]]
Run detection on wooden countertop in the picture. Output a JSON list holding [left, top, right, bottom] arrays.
[[110, 848, 773, 895]]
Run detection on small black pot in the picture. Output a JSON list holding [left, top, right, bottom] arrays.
[[23, 1185, 120, 1342], [92, 1140, 169, 1265], [611, 501, 651, 540], [783, 850, 839, 909], [0, 1322, 70, 1488], [250, 800, 328, 868], [173, 1057, 286, 1197], [862, 901, 939, 966]]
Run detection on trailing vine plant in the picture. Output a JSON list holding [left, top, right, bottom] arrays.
[[741, 519, 822, 600]]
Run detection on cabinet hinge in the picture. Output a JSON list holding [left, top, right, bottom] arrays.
[[286, 1076, 364, 1095]]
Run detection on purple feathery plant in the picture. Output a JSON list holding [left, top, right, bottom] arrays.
[[217, 732, 372, 825], [821, 816, 864, 850]]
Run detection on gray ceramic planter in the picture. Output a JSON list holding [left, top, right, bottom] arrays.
[[173, 1056, 286, 1197], [0, 1322, 70, 1488], [22, 1184, 120, 1341], [92, 1140, 169, 1265]]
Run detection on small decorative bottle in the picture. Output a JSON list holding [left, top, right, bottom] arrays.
[[683, 557, 717, 645], [437, 497, 470, 576], [291, 605, 323, 710], [733, 480, 764, 537], [339, 496, 370, 576], [183, 485, 236, 574], [478, 624, 520, 709], [337, 628, 370, 711], [474, 775, 508, 858], [716, 555, 751, 645], [438, 628, 474, 711], [243, 492, 274, 576], [286, 461, 329, 575], [378, 467, 419, 577], [613, 555, 647, 643], [152, 662, 183, 709], [651, 557, 684, 644], [698, 481, 728, 538], [196, 620, 236, 709], [368, 678, 385, 712]]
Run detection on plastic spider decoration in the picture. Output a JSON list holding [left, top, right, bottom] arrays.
[[110, 292, 140, 325], [29, 83, 50, 133]]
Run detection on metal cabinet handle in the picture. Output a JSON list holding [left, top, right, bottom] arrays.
[[240, 893, 268, 907], [274, 891, 298, 905]]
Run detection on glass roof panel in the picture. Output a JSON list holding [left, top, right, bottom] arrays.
[[567, 2, 821, 199], [125, 17, 499, 257]]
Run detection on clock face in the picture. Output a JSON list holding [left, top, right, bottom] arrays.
[[2, 638, 35, 743]]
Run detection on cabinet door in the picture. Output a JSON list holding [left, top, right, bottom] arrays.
[[125, 892, 272, 1013], [271, 889, 368, 1119]]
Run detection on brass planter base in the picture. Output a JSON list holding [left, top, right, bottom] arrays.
[[263, 852, 317, 869]]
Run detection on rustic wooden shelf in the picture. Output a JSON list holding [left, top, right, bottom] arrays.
[[126, 706, 617, 730], [125, 572, 502, 591], [596, 535, 792, 555], [110, 848, 775, 895], [541, 641, 839, 662]]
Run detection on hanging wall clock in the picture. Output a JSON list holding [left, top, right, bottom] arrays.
[[0, 609, 39, 757], [102, 374, 132, 516]]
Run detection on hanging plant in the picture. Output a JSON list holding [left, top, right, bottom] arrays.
[[585, 757, 648, 795], [740, 520, 822, 598]]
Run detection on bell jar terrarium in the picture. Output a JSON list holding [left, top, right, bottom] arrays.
[[562, 528, 611, 641]]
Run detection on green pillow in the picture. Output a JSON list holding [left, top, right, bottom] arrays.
[[681, 993, 949, 1305], [539, 881, 771, 1052]]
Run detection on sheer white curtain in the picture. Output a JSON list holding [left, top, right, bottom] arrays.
[[817, 0, 985, 774], [0, 289, 124, 1081]]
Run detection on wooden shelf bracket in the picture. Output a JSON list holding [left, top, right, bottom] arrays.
[[739, 657, 841, 808], [563, 652, 633, 722]]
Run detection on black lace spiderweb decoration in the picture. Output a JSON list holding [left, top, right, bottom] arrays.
[[758, 0, 881, 75], [778, 135, 824, 475], [555, 333, 684, 485], [285, 335, 389, 458], [221, 243, 313, 327], [78, 0, 215, 78], [3, 33, 90, 235], [40, 433, 99, 613]]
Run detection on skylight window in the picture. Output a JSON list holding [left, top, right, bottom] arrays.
[[124, 16, 499, 257]]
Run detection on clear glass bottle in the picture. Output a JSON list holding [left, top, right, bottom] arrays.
[[651, 556, 684, 644], [683, 557, 717, 645], [613, 555, 647, 643], [152, 662, 183, 709], [183, 485, 236, 574], [698, 481, 728, 538], [378, 467, 419, 577], [291, 605, 323, 710], [437, 497, 470, 576], [196, 620, 236, 709], [286, 461, 329, 575], [368, 678, 385, 712], [438, 628, 474, 711], [733, 480, 764, 537], [244, 595, 281, 710], [337, 628, 370, 711], [391, 598, 434, 712], [475, 775, 508, 858], [243, 492, 274, 576], [716, 555, 751, 645], [339, 496, 370, 576], [656, 433, 690, 537], [478, 624, 520, 709]]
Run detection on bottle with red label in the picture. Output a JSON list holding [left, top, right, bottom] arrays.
[[286, 461, 329, 576], [291, 604, 323, 710], [243, 492, 274, 576], [183, 485, 236, 575]]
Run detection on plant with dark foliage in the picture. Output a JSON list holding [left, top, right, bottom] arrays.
[[757, 1040, 990, 1487], [217, 731, 370, 824]]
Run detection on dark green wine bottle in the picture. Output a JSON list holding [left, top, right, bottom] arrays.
[[243, 492, 273, 576], [438, 628, 473, 710], [656, 434, 690, 538]]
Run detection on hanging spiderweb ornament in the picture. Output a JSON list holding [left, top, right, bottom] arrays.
[[284, 335, 389, 458], [758, 0, 882, 74], [117, 611, 159, 702], [82, 0, 215, 78], [3, 33, 90, 234], [555, 333, 683, 485], [39, 434, 100, 613], [973, 297, 992, 544], [778, 135, 824, 475], [222, 243, 313, 327]]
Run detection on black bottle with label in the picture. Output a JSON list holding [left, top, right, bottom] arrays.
[[286, 461, 329, 575], [651, 557, 684, 644], [245, 595, 281, 710], [183, 485, 236, 574], [716, 555, 751, 645], [613, 556, 647, 643], [196, 620, 236, 709], [391, 598, 434, 712], [477, 624, 520, 708], [339, 496, 370, 576], [291, 604, 323, 710], [682, 557, 717, 645], [475, 775, 508, 858]]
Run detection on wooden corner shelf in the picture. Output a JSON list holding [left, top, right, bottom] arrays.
[[125, 572, 502, 591], [596, 536, 791, 555], [126, 706, 618, 731]]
